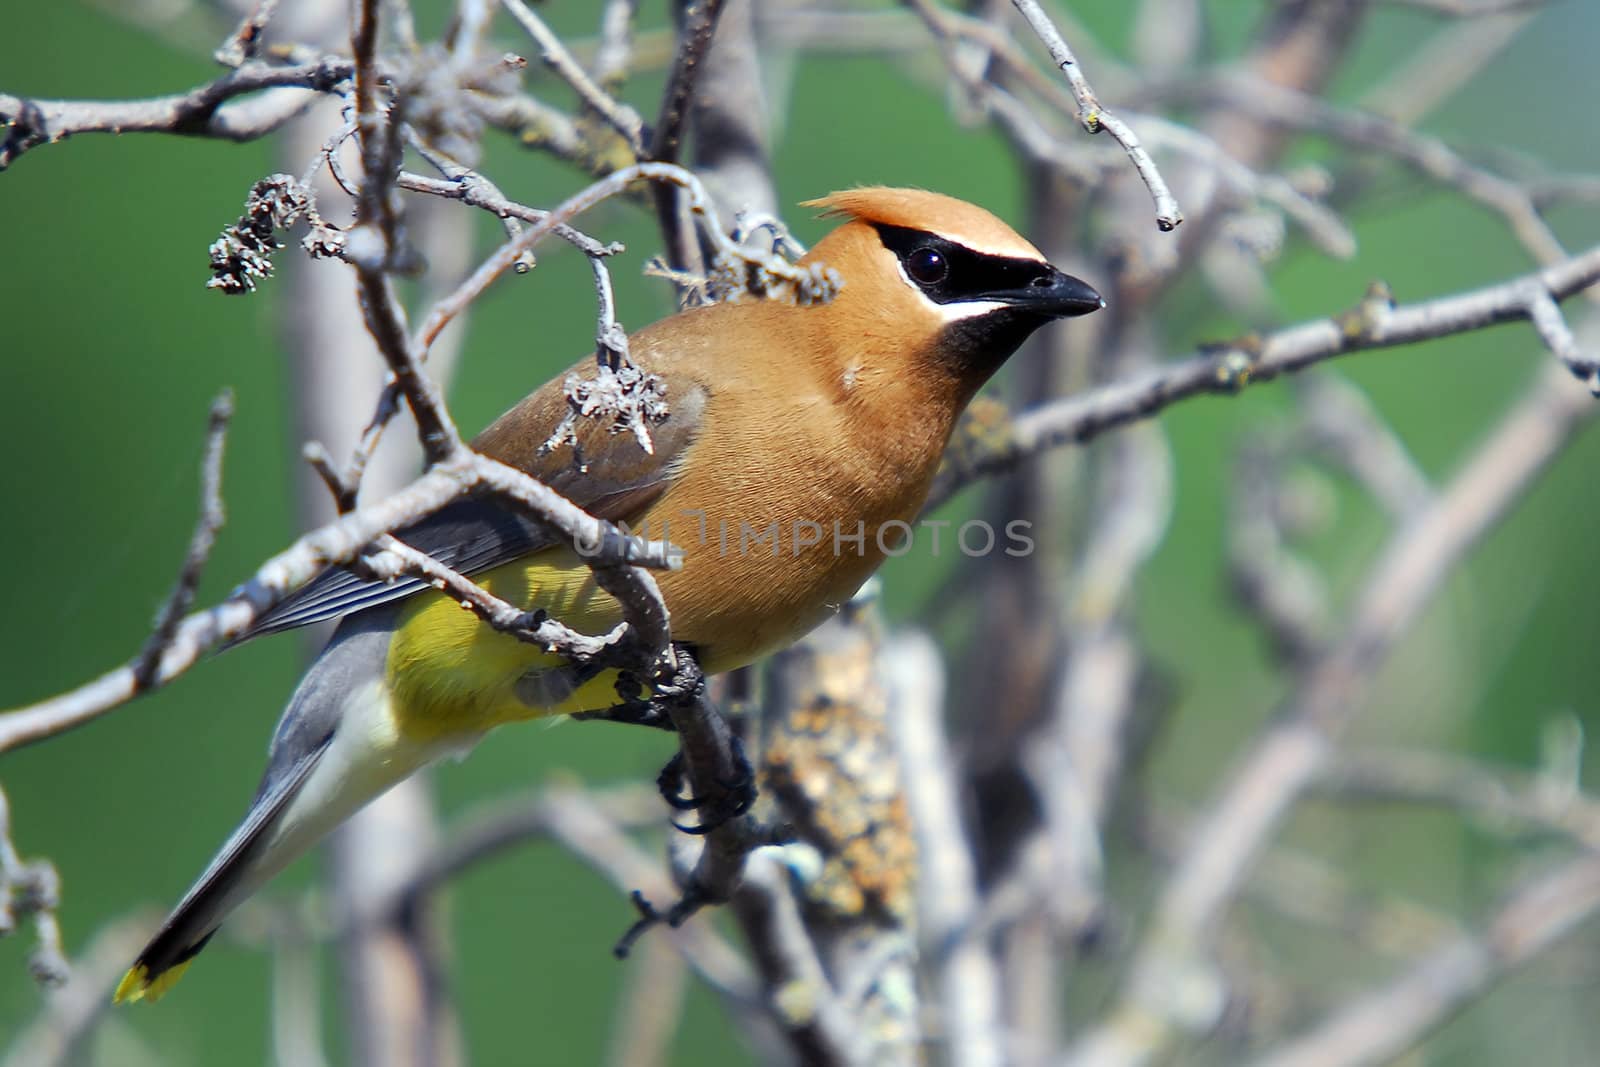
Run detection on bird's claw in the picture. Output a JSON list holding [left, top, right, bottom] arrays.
[[656, 735, 757, 833]]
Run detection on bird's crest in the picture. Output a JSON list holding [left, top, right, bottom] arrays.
[[802, 187, 1044, 262]]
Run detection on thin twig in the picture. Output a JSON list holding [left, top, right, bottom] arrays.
[[0, 785, 67, 988], [1010, 0, 1183, 229], [1147, 73, 1574, 273], [532, 786, 760, 1007], [1133, 115, 1353, 258], [593, 0, 640, 91], [617, 656, 785, 958], [448, 0, 493, 66], [499, 0, 645, 154], [650, 0, 728, 170], [396, 167, 620, 259], [133, 391, 234, 689], [649, 0, 728, 276], [394, 782, 664, 903], [330, 156, 625, 492], [371, 534, 639, 666], [412, 160, 832, 358], [1359, 10, 1534, 124], [215, 0, 282, 67], [1295, 372, 1433, 519], [465, 91, 585, 165], [729, 854, 868, 1066], [605, 931, 687, 1067]]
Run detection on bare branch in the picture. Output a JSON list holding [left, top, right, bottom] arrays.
[[0, 916, 151, 1067], [465, 91, 586, 166], [728, 853, 868, 1066], [414, 160, 836, 358], [933, 241, 1600, 505], [0, 453, 677, 754], [533, 786, 760, 1005], [0, 59, 354, 170], [1316, 747, 1600, 851], [651, 0, 729, 171], [1066, 362, 1597, 1067], [615, 658, 785, 960], [1252, 856, 1600, 1067], [1384, 0, 1543, 14], [1527, 289, 1598, 389], [1154, 73, 1573, 271], [605, 933, 687, 1067], [883, 634, 1004, 1067], [1295, 372, 1433, 519], [349, 0, 457, 464], [593, 0, 640, 91], [1133, 115, 1353, 258], [1359, 10, 1534, 123], [1229, 433, 1334, 662], [366, 535, 638, 665]]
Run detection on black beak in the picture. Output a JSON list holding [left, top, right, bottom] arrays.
[[1018, 267, 1105, 319]]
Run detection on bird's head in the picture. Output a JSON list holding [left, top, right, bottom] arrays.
[[798, 187, 1103, 395]]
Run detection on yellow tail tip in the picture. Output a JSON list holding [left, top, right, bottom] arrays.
[[114, 959, 193, 1004]]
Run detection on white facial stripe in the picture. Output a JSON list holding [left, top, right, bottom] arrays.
[[931, 299, 1009, 323], [892, 258, 1012, 323]]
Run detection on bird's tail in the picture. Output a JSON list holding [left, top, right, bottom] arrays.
[[114, 738, 330, 1003], [117, 616, 402, 1004]]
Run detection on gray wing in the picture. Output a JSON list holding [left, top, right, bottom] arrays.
[[237, 498, 553, 641]]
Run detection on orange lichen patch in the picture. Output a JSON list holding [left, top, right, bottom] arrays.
[[759, 610, 917, 925]]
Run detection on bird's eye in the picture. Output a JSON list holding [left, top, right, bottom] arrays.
[[906, 247, 949, 286]]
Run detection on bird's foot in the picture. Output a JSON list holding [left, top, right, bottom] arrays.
[[656, 736, 757, 833]]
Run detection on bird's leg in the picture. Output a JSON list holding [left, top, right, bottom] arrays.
[[613, 648, 797, 959]]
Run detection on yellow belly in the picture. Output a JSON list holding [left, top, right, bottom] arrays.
[[383, 496, 913, 743], [384, 548, 630, 740]]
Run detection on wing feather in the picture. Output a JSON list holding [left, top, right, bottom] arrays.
[[234, 364, 705, 644]]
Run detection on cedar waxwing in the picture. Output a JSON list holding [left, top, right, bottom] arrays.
[[115, 187, 1103, 1002]]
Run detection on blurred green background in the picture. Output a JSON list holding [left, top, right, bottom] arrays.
[[2, 2, 1598, 1063]]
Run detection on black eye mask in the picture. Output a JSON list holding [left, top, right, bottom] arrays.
[[872, 223, 1102, 319], [873, 223, 1053, 305]]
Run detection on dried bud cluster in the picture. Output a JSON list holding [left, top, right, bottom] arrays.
[[207, 174, 344, 294], [542, 360, 671, 460]]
